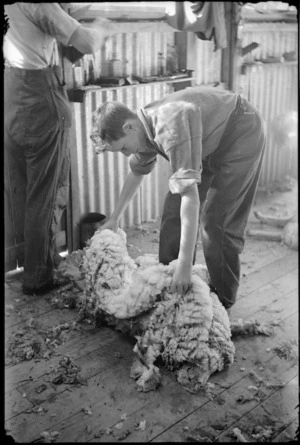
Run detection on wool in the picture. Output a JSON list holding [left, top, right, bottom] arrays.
[[83, 228, 235, 392], [282, 221, 298, 250]]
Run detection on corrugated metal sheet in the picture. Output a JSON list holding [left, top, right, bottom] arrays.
[[239, 63, 298, 186], [239, 22, 298, 186], [73, 82, 173, 230], [194, 39, 222, 86], [186, 33, 222, 86], [241, 22, 298, 61], [79, 32, 177, 84]]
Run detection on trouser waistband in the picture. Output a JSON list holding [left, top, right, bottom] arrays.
[[225, 95, 257, 133], [4, 64, 61, 75], [4, 65, 64, 88]]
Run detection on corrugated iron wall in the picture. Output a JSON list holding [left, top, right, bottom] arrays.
[[71, 31, 222, 236], [241, 22, 298, 61], [194, 39, 223, 85], [239, 23, 298, 186], [78, 32, 177, 83]]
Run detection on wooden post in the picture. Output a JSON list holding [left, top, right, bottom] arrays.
[[230, 2, 242, 93], [221, 2, 241, 92], [186, 31, 196, 85], [175, 31, 188, 71], [221, 2, 231, 89]]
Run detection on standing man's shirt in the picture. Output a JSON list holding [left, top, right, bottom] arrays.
[[130, 87, 238, 194], [4, 3, 80, 69]]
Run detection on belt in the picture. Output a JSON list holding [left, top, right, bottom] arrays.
[[4, 64, 62, 77], [225, 95, 256, 133], [232, 95, 256, 117], [4, 65, 64, 88]]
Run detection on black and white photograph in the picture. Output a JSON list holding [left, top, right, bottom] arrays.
[[4, 1, 298, 442]]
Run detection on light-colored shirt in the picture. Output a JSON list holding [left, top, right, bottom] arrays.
[[4, 3, 80, 69], [129, 87, 238, 194]]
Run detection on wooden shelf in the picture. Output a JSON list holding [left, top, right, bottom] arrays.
[[69, 3, 176, 33], [68, 77, 196, 102], [241, 60, 297, 72], [241, 8, 297, 23]]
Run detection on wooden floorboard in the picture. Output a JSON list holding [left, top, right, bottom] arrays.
[[152, 361, 298, 443], [5, 188, 299, 443], [5, 290, 58, 329], [216, 375, 299, 443], [5, 335, 138, 442], [237, 250, 298, 299], [272, 417, 299, 442], [232, 269, 298, 320], [5, 327, 115, 394], [5, 298, 297, 442], [128, 311, 298, 443]]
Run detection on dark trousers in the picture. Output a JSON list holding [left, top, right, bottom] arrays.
[[159, 97, 266, 309], [4, 65, 72, 289]]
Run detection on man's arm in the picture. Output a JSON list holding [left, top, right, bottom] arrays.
[[170, 184, 200, 295], [100, 171, 144, 231], [68, 16, 117, 54], [58, 3, 116, 55], [20, 3, 116, 55]]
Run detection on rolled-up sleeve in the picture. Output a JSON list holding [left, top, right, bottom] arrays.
[[167, 135, 202, 194], [157, 105, 203, 195], [33, 4, 80, 45], [129, 152, 157, 176], [169, 168, 201, 194]]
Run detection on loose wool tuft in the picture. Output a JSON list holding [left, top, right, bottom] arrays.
[[83, 228, 235, 392], [282, 221, 298, 250]]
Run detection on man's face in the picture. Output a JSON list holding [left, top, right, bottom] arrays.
[[100, 134, 140, 157], [91, 120, 147, 157]]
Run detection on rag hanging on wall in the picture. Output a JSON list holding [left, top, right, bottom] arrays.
[[166, 1, 228, 50]]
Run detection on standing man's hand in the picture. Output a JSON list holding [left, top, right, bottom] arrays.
[[68, 12, 117, 55], [91, 16, 118, 34], [67, 4, 92, 21], [170, 260, 192, 295]]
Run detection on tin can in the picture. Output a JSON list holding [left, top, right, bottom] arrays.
[[79, 212, 106, 248]]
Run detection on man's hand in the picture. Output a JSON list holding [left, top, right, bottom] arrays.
[[68, 4, 92, 21], [168, 183, 199, 296], [170, 260, 192, 296], [92, 16, 117, 34], [99, 218, 119, 232]]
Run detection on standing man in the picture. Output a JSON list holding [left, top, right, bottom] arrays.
[[90, 87, 266, 310], [4, 3, 116, 295]]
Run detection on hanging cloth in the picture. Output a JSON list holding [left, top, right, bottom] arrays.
[[166, 2, 227, 50]]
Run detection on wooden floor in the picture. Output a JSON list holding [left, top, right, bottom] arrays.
[[5, 186, 298, 443]]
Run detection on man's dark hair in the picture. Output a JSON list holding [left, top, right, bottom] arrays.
[[91, 102, 137, 142]]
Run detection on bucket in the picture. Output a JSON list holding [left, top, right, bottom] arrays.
[[79, 212, 106, 249]]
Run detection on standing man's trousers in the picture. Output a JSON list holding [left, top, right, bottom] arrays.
[[4, 65, 72, 290], [159, 96, 266, 309]]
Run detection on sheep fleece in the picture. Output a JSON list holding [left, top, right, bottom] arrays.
[[83, 229, 235, 392]]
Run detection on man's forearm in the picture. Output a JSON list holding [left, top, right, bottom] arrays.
[[178, 185, 200, 266], [110, 171, 144, 223], [69, 18, 116, 54], [69, 26, 106, 54]]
